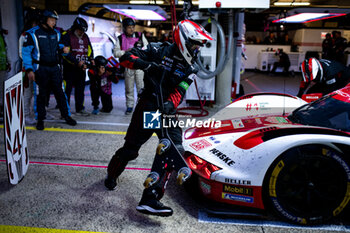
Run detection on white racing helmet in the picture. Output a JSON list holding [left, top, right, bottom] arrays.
[[301, 58, 324, 83], [173, 20, 214, 65]]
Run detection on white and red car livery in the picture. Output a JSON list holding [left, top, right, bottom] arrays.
[[182, 87, 350, 225]]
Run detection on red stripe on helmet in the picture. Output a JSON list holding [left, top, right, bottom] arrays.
[[308, 58, 314, 81], [184, 19, 214, 41], [173, 26, 184, 52]]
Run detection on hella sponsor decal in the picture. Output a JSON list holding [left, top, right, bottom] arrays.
[[222, 193, 254, 203], [190, 139, 212, 151], [224, 178, 251, 185], [223, 184, 253, 196]]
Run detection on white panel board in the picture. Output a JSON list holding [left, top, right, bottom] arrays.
[[199, 0, 269, 9], [3, 72, 29, 185]]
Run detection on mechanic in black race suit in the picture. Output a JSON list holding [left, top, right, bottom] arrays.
[[297, 57, 350, 97], [104, 19, 213, 216], [61, 17, 94, 116], [22, 9, 77, 130]]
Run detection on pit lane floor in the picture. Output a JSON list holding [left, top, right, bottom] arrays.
[[0, 72, 349, 233]]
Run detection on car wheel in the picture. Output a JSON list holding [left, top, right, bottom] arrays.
[[264, 144, 350, 225]]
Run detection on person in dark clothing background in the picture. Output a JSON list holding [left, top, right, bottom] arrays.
[[263, 32, 277, 44], [61, 17, 94, 116], [0, 27, 11, 119], [271, 49, 291, 75], [104, 19, 213, 216], [331, 31, 347, 64], [322, 33, 333, 60], [21, 9, 76, 130], [297, 57, 350, 97], [279, 33, 292, 45], [19, 7, 41, 126]]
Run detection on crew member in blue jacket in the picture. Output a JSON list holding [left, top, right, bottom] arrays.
[[22, 9, 77, 130]]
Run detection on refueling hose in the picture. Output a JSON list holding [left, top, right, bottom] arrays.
[[175, 1, 234, 116], [195, 10, 234, 80]]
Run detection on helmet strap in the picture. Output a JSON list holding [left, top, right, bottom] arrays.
[[174, 46, 183, 60]]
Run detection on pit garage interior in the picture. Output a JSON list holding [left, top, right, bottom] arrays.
[[1, 0, 350, 232]]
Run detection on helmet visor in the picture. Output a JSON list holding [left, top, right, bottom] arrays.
[[190, 44, 201, 57], [78, 26, 87, 32], [185, 38, 204, 59]]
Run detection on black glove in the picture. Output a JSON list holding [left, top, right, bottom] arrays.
[[134, 41, 143, 48], [162, 101, 175, 115], [144, 62, 163, 73]]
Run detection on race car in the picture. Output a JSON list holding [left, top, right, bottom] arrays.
[[182, 87, 350, 225]]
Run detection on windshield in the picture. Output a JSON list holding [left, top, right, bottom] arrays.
[[288, 94, 350, 131]]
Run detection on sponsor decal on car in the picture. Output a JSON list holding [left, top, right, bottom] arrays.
[[271, 198, 306, 224], [209, 136, 221, 144], [265, 116, 288, 124], [231, 119, 244, 129], [223, 184, 253, 196], [200, 181, 211, 195], [224, 178, 251, 185], [276, 117, 288, 123], [255, 118, 263, 124], [245, 103, 259, 111], [209, 148, 235, 166], [264, 117, 280, 124], [222, 192, 254, 203], [190, 139, 212, 151], [259, 102, 269, 109]]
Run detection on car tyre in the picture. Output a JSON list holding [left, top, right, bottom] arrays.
[[264, 144, 350, 225]]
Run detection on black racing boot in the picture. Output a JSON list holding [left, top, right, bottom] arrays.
[[136, 189, 173, 217], [136, 198, 173, 217], [65, 116, 77, 126], [104, 176, 117, 190]]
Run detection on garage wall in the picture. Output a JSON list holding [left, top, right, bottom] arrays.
[[0, 0, 21, 77], [294, 28, 350, 54]]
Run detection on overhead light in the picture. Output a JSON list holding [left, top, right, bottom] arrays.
[[129, 0, 164, 4], [274, 2, 310, 6], [109, 9, 166, 21], [178, 1, 199, 5], [104, 4, 167, 21], [273, 13, 346, 23]]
